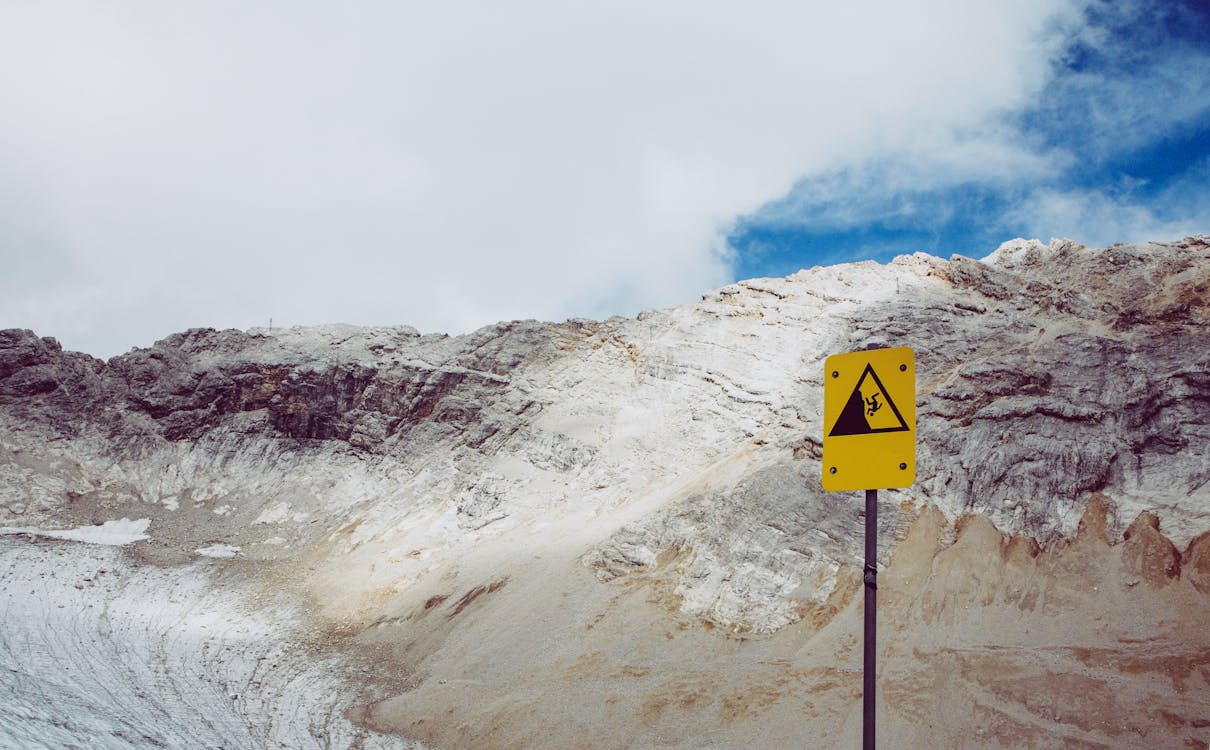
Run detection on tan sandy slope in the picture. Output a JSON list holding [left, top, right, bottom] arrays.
[[329, 495, 1209, 750]]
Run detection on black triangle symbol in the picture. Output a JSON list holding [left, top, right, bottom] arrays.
[[828, 363, 909, 436]]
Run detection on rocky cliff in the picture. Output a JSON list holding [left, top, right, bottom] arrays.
[[2, 237, 1208, 749]]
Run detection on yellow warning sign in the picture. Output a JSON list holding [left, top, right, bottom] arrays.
[[822, 346, 916, 491]]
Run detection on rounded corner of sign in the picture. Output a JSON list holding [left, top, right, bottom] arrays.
[[821, 471, 846, 492], [889, 347, 915, 368]]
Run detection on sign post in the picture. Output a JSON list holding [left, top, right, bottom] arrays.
[[822, 346, 916, 750], [863, 487, 877, 750]]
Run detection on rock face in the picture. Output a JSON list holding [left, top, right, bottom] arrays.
[[1, 237, 1209, 749]]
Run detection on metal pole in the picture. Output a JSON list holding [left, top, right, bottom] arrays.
[[864, 488, 877, 750]]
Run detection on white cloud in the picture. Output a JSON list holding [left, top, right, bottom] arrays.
[[1005, 182, 1210, 249], [742, 129, 1069, 233], [0, 0, 1086, 356]]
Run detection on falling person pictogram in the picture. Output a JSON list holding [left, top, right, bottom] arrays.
[[828, 363, 909, 436]]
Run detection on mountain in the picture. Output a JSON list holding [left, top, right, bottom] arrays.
[[1, 236, 1208, 749]]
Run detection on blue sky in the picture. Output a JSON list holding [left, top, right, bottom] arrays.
[[1, 1, 1208, 357], [731, 0, 1210, 279]]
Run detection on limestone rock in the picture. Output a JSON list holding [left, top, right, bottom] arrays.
[[1184, 530, 1210, 594], [1122, 511, 1182, 586]]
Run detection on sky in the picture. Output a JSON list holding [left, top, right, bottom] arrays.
[[2, 0, 1208, 358]]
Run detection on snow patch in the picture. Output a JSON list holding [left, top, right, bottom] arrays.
[[196, 543, 241, 558], [254, 502, 291, 524], [0, 518, 151, 546]]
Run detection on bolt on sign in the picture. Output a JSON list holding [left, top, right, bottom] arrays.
[[822, 346, 916, 491]]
